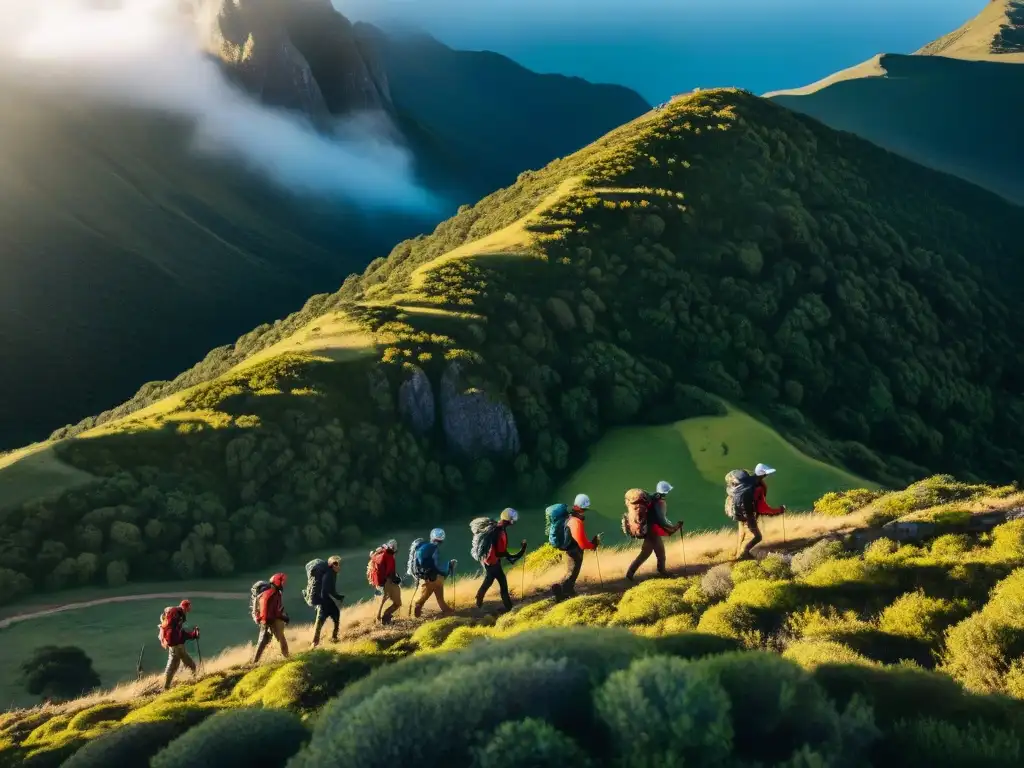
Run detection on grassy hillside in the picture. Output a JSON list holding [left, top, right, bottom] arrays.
[[2, 88, 1024, 606], [768, 2, 1024, 203], [4, 478, 1024, 766]]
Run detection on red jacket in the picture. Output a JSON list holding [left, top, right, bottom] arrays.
[[755, 484, 783, 516], [483, 525, 509, 566], [258, 586, 286, 623], [161, 608, 197, 647], [568, 510, 596, 550], [379, 550, 396, 580]]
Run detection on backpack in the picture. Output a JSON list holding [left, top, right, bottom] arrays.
[[367, 547, 390, 588], [302, 559, 329, 606], [412, 541, 440, 580], [470, 517, 500, 563], [622, 489, 652, 539], [249, 580, 272, 624], [157, 606, 183, 649], [545, 504, 572, 550], [725, 469, 758, 522]]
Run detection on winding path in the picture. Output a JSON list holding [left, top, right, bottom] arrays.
[[0, 592, 245, 630]]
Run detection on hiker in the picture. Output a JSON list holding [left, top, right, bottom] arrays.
[[473, 508, 527, 612], [408, 528, 457, 618], [253, 572, 290, 663], [158, 599, 199, 690], [726, 463, 786, 560], [625, 480, 683, 582], [549, 494, 601, 601], [309, 555, 345, 647], [367, 539, 402, 625]]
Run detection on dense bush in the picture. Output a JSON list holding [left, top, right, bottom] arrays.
[[150, 708, 308, 768], [60, 721, 183, 768]]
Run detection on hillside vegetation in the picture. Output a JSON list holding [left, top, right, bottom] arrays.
[[768, 1, 1024, 203], [4, 479, 1024, 766], [2, 88, 1024, 604]]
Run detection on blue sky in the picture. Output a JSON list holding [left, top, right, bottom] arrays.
[[337, 0, 987, 102]]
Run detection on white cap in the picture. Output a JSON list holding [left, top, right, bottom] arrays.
[[754, 463, 776, 476], [656, 481, 673, 494], [574, 493, 591, 509], [430, 528, 446, 542], [386, 539, 398, 551]]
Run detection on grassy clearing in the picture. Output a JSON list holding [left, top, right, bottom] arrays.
[[0, 444, 94, 511], [556, 404, 873, 535]]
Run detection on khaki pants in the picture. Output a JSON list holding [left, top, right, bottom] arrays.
[[380, 581, 402, 623], [164, 644, 196, 690], [253, 619, 290, 663], [627, 532, 667, 579], [413, 576, 451, 618]]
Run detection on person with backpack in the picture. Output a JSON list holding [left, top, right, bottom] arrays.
[[408, 528, 457, 618], [726, 463, 787, 560], [367, 539, 402, 625], [309, 555, 345, 647], [253, 572, 291, 663], [624, 480, 683, 582], [158, 599, 199, 690], [473, 508, 527, 612], [549, 494, 602, 601]]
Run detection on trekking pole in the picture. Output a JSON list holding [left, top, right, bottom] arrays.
[[194, 637, 204, 676], [594, 548, 604, 587], [136, 644, 145, 681], [521, 560, 526, 599], [678, 525, 687, 569], [782, 508, 787, 545], [408, 580, 417, 618]]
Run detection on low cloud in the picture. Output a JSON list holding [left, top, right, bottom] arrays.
[[0, 0, 437, 212]]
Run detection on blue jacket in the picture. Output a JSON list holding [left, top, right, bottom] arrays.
[[417, 542, 450, 579]]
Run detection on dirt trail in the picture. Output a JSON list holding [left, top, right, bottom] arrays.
[[0, 592, 245, 630]]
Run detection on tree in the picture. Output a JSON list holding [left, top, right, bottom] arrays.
[[21, 646, 101, 702]]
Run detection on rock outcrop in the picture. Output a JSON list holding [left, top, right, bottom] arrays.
[[440, 364, 520, 457], [398, 365, 435, 434]]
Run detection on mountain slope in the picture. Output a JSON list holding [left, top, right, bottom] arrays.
[[767, 1, 1024, 203], [2, 88, 1024, 601], [0, 13, 649, 449]]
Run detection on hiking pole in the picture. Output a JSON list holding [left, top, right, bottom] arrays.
[[782, 508, 787, 545], [678, 525, 687, 569], [594, 548, 604, 587], [194, 637, 204, 676], [408, 580, 417, 618], [521, 560, 526, 599], [136, 644, 145, 681]]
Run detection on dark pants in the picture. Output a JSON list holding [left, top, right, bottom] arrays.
[[627, 532, 668, 579], [737, 517, 763, 559], [476, 563, 512, 610], [553, 545, 583, 599], [312, 599, 340, 645], [253, 619, 289, 663]]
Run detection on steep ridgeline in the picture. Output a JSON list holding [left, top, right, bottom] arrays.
[[0, 2, 648, 449], [767, 0, 1024, 203], [3, 89, 1024, 602]]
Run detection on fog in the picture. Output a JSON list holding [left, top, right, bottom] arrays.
[[0, 0, 437, 213]]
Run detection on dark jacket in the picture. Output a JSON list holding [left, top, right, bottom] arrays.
[[317, 567, 343, 605]]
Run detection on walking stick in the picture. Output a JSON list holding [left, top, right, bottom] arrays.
[[594, 547, 604, 587], [408, 580, 417, 618], [136, 644, 145, 681], [782, 508, 787, 545], [194, 637, 205, 676], [521, 560, 526, 599], [678, 524, 687, 569], [451, 565, 458, 610]]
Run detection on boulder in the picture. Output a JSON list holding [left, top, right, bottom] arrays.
[[440, 364, 519, 456]]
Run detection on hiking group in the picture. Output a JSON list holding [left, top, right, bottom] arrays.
[[158, 463, 785, 686]]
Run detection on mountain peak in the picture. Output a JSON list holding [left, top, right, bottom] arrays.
[[916, 0, 1024, 60]]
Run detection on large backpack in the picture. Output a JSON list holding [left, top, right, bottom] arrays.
[[157, 606, 183, 649], [622, 489, 652, 539], [250, 580, 272, 624], [725, 469, 758, 522], [302, 559, 329, 606], [470, 517, 500, 563], [367, 547, 390, 588], [545, 504, 572, 550], [412, 541, 440, 580]]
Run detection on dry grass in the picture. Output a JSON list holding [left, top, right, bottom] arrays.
[[916, 0, 1024, 61]]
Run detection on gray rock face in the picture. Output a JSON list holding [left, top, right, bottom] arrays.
[[440, 364, 520, 457], [398, 365, 435, 434]]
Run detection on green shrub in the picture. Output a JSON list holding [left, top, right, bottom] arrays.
[[595, 656, 734, 766], [932, 534, 973, 559], [696, 602, 761, 646], [246, 651, 381, 711], [865, 476, 994, 526], [791, 540, 845, 577], [60, 721, 183, 768], [813, 489, 882, 517], [495, 599, 556, 631], [523, 544, 564, 573], [438, 626, 493, 650], [66, 703, 132, 732], [411, 617, 473, 649], [470, 718, 592, 768], [878, 591, 967, 646], [727, 578, 798, 611], [612, 577, 693, 626], [150, 708, 308, 768], [650, 632, 743, 660], [876, 717, 1022, 767], [990, 520, 1024, 562], [538, 594, 618, 628], [783, 639, 876, 669], [121, 701, 221, 729]]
